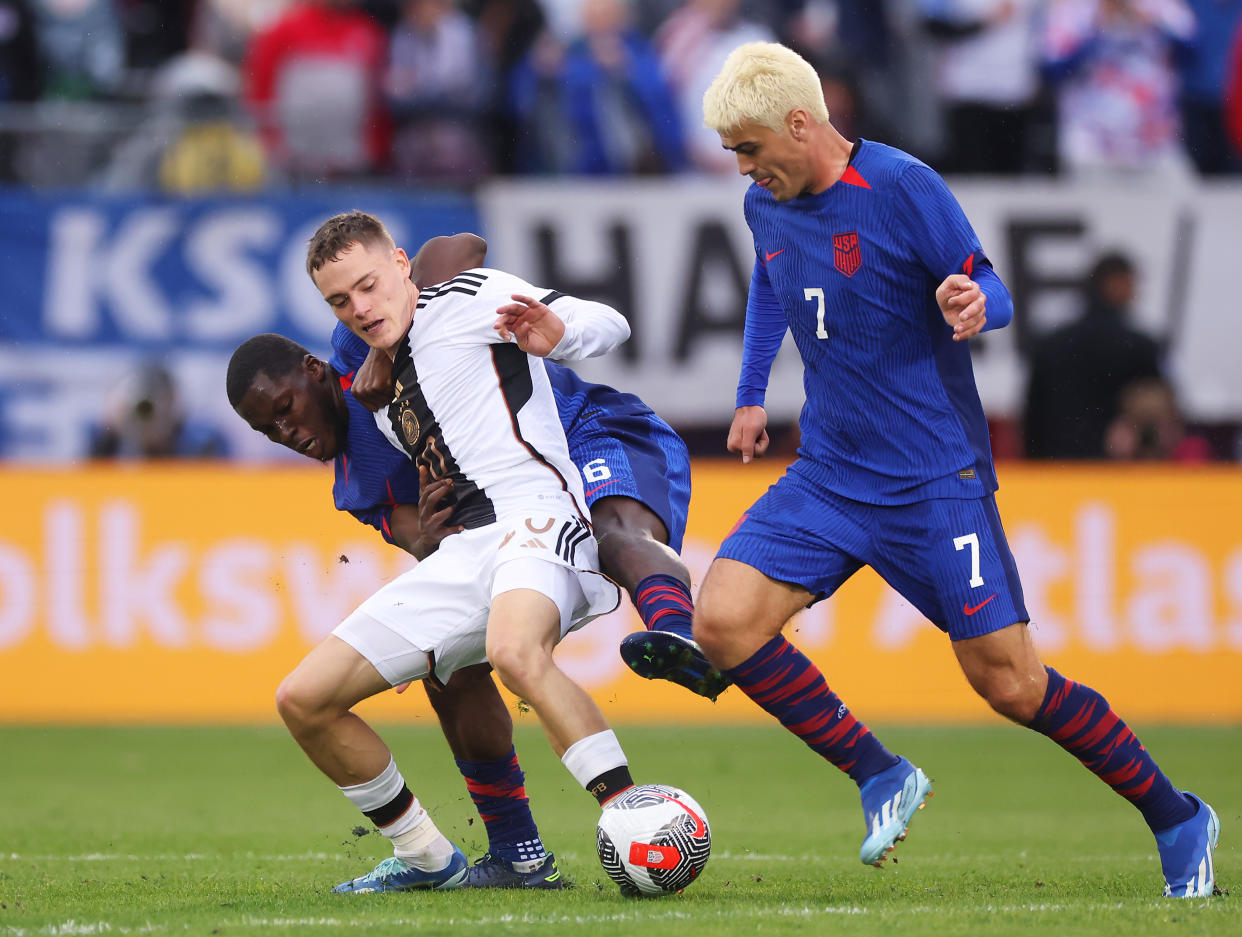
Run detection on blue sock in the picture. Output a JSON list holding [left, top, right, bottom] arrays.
[[726, 635, 899, 785], [457, 749, 546, 866], [1029, 667, 1194, 832], [634, 573, 694, 641]]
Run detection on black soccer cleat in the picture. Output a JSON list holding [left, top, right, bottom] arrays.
[[619, 630, 731, 701]]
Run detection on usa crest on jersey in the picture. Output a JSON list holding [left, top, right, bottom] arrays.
[[833, 231, 862, 277]]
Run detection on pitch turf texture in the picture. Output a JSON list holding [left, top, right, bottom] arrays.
[[1, 724, 1236, 937]]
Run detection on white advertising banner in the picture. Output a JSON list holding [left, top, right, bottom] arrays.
[[479, 178, 1242, 423]]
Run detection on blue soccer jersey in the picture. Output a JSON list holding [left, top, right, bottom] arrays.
[[329, 322, 691, 548], [737, 139, 1001, 504]]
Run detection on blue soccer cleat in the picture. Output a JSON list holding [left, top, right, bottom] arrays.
[[331, 846, 469, 894], [1157, 792, 1220, 898], [858, 756, 933, 867], [619, 630, 731, 701], [459, 852, 567, 889]]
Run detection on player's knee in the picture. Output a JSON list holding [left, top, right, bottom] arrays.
[[274, 672, 330, 735], [485, 636, 547, 698], [977, 677, 1041, 724], [691, 601, 736, 664]]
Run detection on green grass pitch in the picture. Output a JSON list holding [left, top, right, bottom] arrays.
[[1, 722, 1237, 936]]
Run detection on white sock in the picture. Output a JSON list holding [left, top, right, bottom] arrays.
[[388, 804, 455, 870], [338, 757, 454, 870], [561, 729, 627, 789]]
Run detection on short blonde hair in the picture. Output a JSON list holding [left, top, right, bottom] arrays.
[[702, 42, 829, 134]]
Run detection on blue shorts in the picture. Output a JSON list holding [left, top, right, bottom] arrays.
[[565, 407, 691, 553], [717, 460, 1028, 640]]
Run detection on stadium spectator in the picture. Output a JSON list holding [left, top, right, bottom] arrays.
[[100, 46, 268, 192], [1104, 376, 1214, 462], [1023, 250, 1164, 459], [1225, 10, 1242, 158], [509, 0, 687, 175], [919, 0, 1045, 175], [242, 0, 390, 179], [0, 0, 42, 103], [89, 361, 230, 459], [1178, 0, 1242, 174], [655, 0, 776, 173], [385, 0, 493, 183], [1041, 0, 1197, 177], [117, 0, 193, 75], [191, 0, 291, 67], [464, 0, 546, 173], [28, 0, 126, 99]]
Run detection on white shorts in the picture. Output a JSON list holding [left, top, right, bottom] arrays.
[[332, 509, 620, 686]]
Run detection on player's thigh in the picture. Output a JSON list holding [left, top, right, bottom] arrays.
[[335, 528, 495, 687], [868, 495, 1029, 640], [714, 464, 866, 608], [487, 557, 583, 665], [279, 634, 391, 714], [696, 557, 815, 637], [571, 411, 691, 551]]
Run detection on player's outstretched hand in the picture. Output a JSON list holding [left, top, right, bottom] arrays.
[[494, 294, 566, 357], [728, 405, 770, 464], [936, 273, 987, 341], [351, 345, 396, 411]]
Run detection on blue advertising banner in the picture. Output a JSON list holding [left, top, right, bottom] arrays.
[[0, 188, 479, 460]]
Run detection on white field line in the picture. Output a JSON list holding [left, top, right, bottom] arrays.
[[0, 901, 1193, 937], [1, 851, 1158, 865]]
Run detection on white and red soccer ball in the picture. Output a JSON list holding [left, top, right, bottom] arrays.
[[596, 784, 711, 896]]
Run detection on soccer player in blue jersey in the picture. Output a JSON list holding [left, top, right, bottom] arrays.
[[692, 41, 1219, 897]]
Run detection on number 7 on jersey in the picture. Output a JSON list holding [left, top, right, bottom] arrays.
[[804, 287, 828, 340]]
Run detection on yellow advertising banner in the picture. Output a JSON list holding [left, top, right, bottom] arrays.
[[1, 463, 1239, 724]]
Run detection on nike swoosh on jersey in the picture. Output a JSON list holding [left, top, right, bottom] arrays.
[[765, 249, 785, 262], [963, 593, 998, 616], [585, 479, 618, 498]]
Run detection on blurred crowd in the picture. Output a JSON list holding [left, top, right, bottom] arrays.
[[0, 0, 1241, 188]]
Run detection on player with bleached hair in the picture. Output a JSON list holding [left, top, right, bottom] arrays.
[[693, 41, 1219, 897]]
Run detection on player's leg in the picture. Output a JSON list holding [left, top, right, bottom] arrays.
[[275, 633, 467, 893], [422, 665, 563, 889], [571, 408, 728, 699], [907, 493, 1217, 897], [695, 557, 921, 866], [953, 626, 1218, 897], [595, 495, 730, 700], [694, 472, 919, 866], [485, 558, 635, 807]]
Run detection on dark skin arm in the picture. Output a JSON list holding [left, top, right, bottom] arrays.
[[351, 233, 488, 411], [386, 465, 465, 561]]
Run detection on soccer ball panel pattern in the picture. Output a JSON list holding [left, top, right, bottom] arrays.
[[595, 784, 711, 896]]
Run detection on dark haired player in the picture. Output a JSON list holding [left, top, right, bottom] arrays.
[[692, 41, 1218, 897]]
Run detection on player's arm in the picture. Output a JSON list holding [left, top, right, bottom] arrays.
[[410, 233, 487, 288], [494, 290, 631, 359], [729, 258, 786, 463], [898, 164, 1013, 341]]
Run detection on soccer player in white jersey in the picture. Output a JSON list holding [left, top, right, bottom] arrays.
[[270, 210, 637, 894]]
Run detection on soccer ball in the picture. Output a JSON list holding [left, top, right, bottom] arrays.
[[596, 783, 711, 896]]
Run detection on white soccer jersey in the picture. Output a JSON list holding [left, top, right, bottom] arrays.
[[373, 267, 629, 529]]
